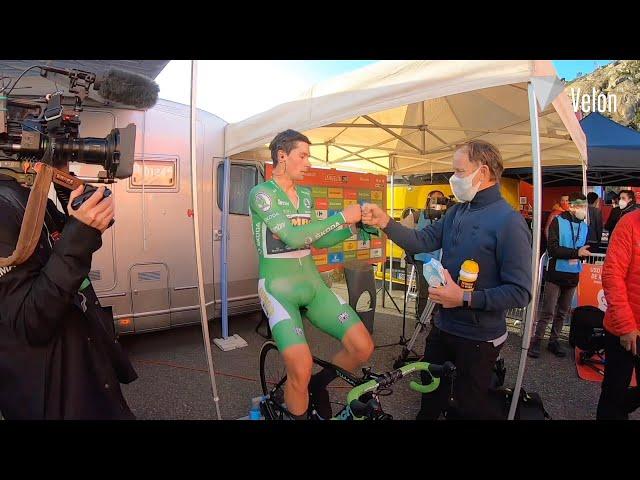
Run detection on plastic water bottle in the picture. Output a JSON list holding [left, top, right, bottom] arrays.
[[249, 396, 264, 420]]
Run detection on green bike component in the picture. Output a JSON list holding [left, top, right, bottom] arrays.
[[342, 362, 441, 420], [249, 179, 362, 351]]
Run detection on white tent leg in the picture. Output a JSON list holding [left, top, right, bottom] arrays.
[[508, 81, 543, 420], [190, 60, 222, 420], [389, 164, 394, 294]]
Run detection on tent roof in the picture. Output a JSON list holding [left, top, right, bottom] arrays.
[[580, 112, 640, 171], [225, 60, 586, 175]]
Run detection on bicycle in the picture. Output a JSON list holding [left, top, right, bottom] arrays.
[[258, 339, 457, 420]]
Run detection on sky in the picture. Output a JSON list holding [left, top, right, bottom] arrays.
[[155, 60, 615, 122], [155, 60, 374, 122]]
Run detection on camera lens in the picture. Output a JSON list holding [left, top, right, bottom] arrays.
[[51, 124, 136, 179]]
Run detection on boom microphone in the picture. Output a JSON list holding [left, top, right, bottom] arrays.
[[93, 68, 160, 110]]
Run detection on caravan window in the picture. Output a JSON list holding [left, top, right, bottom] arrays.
[[216, 163, 259, 215]]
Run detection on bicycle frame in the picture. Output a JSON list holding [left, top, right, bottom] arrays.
[[261, 346, 455, 421]]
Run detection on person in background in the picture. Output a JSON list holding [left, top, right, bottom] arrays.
[[413, 191, 446, 320], [544, 195, 569, 241], [605, 193, 621, 237], [606, 190, 639, 235], [587, 192, 603, 253], [529, 193, 591, 359]]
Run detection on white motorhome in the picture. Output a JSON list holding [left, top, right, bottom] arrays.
[[1, 62, 264, 334], [74, 99, 263, 334]]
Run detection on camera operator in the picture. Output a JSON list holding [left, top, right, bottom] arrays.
[[0, 167, 137, 419]]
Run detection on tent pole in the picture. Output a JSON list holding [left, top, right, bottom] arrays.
[[389, 160, 395, 295], [508, 81, 542, 420], [221, 155, 231, 340], [190, 60, 222, 419]]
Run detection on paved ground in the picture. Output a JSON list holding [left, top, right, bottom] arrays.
[[118, 282, 639, 420]]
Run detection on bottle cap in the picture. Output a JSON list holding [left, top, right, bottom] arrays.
[[461, 259, 479, 274]]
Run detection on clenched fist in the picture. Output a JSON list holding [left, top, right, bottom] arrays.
[[342, 203, 362, 224], [361, 203, 391, 229]]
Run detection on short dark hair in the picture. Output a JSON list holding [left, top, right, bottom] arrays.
[[269, 129, 311, 167], [428, 190, 445, 198], [587, 192, 599, 205], [455, 140, 504, 181], [569, 192, 587, 204], [619, 189, 635, 203]]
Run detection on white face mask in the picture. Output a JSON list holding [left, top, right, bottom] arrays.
[[618, 199, 628, 210], [449, 167, 482, 203]]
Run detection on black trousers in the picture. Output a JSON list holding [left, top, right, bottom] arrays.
[[417, 326, 503, 420], [596, 330, 640, 420]]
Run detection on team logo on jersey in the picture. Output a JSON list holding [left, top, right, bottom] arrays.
[[338, 312, 350, 324], [255, 192, 272, 212], [295, 327, 304, 336], [304, 236, 313, 246], [303, 197, 312, 209], [289, 216, 311, 227]]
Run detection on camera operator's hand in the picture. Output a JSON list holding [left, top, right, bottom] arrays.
[[68, 185, 114, 233]]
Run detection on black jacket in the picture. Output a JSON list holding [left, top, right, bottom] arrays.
[[587, 205, 603, 246], [0, 177, 137, 419]]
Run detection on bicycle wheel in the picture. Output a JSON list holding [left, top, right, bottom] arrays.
[[259, 340, 289, 420]]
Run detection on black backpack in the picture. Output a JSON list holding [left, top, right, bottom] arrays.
[[487, 358, 550, 420], [569, 306, 605, 353], [489, 386, 551, 420]]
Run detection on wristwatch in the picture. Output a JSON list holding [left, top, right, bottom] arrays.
[[462, 291, 472, 308]]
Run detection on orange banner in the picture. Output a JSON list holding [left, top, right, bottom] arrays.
[[577, 264, 607, 311]]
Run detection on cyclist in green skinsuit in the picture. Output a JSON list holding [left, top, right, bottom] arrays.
[[249, 129, 374, 420]]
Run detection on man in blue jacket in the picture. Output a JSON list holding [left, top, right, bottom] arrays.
[[362, 140, 532, 420]]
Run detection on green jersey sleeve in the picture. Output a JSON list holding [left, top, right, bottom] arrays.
[[250, 184, 347, 250]]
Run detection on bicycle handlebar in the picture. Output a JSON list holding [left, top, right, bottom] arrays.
[[346, 361, 456, 419]]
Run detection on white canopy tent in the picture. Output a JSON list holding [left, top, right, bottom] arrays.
[[214, 60, 587, 420], [225, 60, 585, 174]]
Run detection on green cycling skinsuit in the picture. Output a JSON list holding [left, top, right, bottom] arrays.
[[249, 179, 363, 351]]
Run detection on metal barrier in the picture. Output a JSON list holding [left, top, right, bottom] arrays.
[[506, 251, 549, 337], [584, 253, 606, 265]]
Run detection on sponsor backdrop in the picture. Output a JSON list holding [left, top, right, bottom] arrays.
[[266, 163, 387, 272]]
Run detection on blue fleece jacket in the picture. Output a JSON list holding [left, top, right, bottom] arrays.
[[383, 184, 532, 341]]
